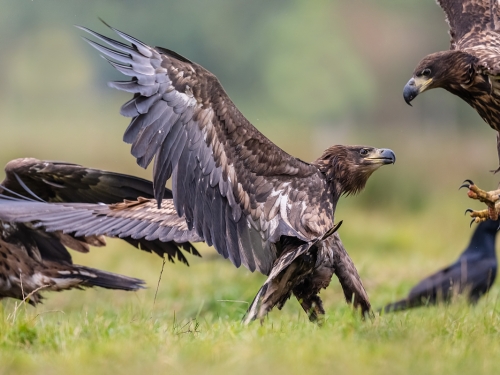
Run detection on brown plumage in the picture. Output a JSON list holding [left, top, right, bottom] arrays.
[[80, 23, 395, 322], [404, 0, 500, 135], [0, 158, 201, 263], [0, 222, 144, 305], [403, 0, 500, 221], [0, 158, 204, 304]]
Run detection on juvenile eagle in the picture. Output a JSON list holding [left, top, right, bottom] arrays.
[[403, 0, 500, 222], [0, 158, 200, 304], [80, 24, 395, 322], [382, 218, 498, 313]]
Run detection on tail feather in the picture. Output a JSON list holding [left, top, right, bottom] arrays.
[[64, 265, 146, 291], [242, 284, 268, 324]]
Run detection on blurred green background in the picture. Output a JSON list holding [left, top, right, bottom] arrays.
[[0, 0, 499, 334], [2, 1, 500, 374]]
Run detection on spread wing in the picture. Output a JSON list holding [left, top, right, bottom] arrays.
[[79, 24, 334, 275], [437, 0, 500, 49], [0, 158, 171, 203], [0, 159, 201, 264]]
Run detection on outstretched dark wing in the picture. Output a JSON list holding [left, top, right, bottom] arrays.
[[0, 195, 201, 264], [437, 0, 500, 49], [79, 24, 334, 275], [0, 158, 170, 203]]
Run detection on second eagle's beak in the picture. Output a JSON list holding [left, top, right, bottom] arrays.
[[403, 77, 433, 106]]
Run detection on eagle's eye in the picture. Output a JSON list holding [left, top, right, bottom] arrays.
[[359, 148, 369, 156], [421, 68, 431, 76]]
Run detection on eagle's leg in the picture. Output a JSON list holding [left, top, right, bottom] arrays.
[[460, 180, 500, 220], [242, 263, 298, 325], [292, 272, 330, 324], [295, 294, 326, 324]]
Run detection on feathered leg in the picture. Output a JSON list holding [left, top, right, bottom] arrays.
[[242, 263, 297, 324], [242, 223, 343, 324], [295, 294, 325, 323], [330, 234, 372, 316]]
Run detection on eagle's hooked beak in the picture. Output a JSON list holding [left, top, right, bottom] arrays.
[[403, 76, 433, 106], [365, 148, 396, 165]]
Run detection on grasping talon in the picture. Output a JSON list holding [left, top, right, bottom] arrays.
[[459, 180, 500, 221], [465, 208, 489, 226], [459, 179, 475, 190]]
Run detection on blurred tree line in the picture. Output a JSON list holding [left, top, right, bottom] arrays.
[[0, 0, 484, 130], [0, 0, 496, 213]]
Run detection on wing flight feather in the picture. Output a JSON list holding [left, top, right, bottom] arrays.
[[79, 25, 334, 274], [436, 0, 500, 49]]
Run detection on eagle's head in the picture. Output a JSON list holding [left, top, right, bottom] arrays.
[[314, 145, 395, 196], [403, 50, 477, 105]]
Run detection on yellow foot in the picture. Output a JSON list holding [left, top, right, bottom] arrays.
[[465, 208, 491, 225], [460, 179, 500, 221]]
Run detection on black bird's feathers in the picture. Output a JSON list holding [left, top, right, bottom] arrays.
[[382, 219, 498, 313]]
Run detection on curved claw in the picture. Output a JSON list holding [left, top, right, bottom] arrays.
[[470, 218, 476, 228], [464, 208, 474, 215], [459, 179, 475, 190]]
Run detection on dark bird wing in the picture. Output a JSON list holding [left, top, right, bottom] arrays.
[[0, 223, 145, 305], [0, 158, 200, 264], [0, 157, 169, 203], [79, 25, 334, 275], [408, 257, 496, 300], [437, 0, 500, 49], [0, 195, 201, 264], [383, 257, 496, 312]]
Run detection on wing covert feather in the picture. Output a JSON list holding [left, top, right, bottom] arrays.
[[437, 0, 500, 49], [0, 196, 201, 265], [80, 25, 335, 274], [0, 158, 169, 203]]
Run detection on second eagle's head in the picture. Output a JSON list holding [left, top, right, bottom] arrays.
[[403, 50, 478, 105]]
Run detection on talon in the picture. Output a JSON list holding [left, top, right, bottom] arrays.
[[459, 179, 474, 190], [464, 208, 474, 215], [470, 218, 476, 227]]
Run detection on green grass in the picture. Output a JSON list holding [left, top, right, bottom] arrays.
[[1, 67, 500, 374], [1, 278, 499, 375], [1, 198, 499, 375]]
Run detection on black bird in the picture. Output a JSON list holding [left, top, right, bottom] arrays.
[[382, 219, 498, 313], [0, 158, 201, 304], [79, 23, 396, 323]]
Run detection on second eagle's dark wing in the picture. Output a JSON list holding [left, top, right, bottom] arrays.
[[436, 0, 500, 49], [79, 25, 334, 275], [0, 158, 170, 203], [0, 195, 201, 265]]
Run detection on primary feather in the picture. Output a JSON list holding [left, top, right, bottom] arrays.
[[80, 24, 396, 322]]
